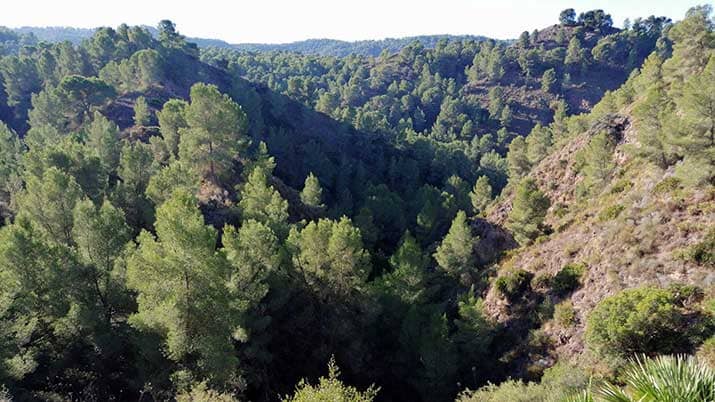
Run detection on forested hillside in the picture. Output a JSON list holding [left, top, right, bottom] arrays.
[[9, 26, 490, 57], [201, 10, 668, 139], [0, 5, 713, 402]]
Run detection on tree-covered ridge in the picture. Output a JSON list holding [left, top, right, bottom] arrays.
[[0, 5, 713, 402], [9, 25, 493, 57], [201, 9, 669, 141]]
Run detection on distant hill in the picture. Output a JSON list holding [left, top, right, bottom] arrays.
[[10, 26, 492, 56], [228, 35, 495, 57]]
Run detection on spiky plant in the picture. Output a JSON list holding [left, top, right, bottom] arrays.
[[598, 355, 715, 402]]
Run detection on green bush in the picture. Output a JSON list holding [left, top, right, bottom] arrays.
[[653, 176, 681, 194], [532, 273, 553, 290], [552, 263, 585, 296], [697, 336, 715, 368], [585, 286, 714, 359], [609, 179, 632, 194], [554, 301, 577, 327], [597, 204, 624, 221], [495, 269, 534, 301], [686, 227, 715, 267], [458, 363, 588, 402]]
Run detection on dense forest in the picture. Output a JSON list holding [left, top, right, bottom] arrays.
[[0, 5, 714, 402], [8, 26, 490, 57]]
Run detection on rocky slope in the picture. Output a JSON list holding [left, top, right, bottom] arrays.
[[483, 108, 715, 371]]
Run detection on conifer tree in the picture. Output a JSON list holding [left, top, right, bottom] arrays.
[[72, 198, 131, 322], [674, 55, 715, 184], [565, 37, 586, 74], [126, 190, 239, 384], [222, 219, 281, 309], [526, 123, 552, 165], [470, 176, 492, 215], [238, 167, 289, 238], [434, 211, 476, 282], [86, 111, 120, 174], [0, 216, 80, 381], [541, 68, 557, 93], [283, 357, 378, 402], [179, 83, 248, 182], [133, 96, 151, 126], [0, 121, 22, 198], [146, 159, 200, 206], [300, 172, 324, 208], [499, 104, 513, 127], [287, 217, 369, 300], [382, 231, 429, 303], [664, 5, 715, 92], [157, 98, 188, 160], [17, 167, 82, 245], [113, 141, 155, 230], [633, 84, 674, 168], [507, 136, 531, 179], [581, 131, 615, 193], [507, 178, 550, 245]]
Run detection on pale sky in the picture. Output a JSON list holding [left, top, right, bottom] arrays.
[[2, 0, 709, 43]]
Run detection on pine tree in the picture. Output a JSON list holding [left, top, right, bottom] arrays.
[[581, 132, 615, 193], [17, 167, 82, 245], [470, 176, 492, 215], [565, 37, 585, 74], [300, 172, 324, 208], [222, 219, 281, 309], [453, 290, 494, 382], [126, 190, 239, 383], [434, 211, 476, 282], [381, 231, 429, 303], [507, 136, 531, 179], [0, 121, 22, 198], [157, 99, 188, 160], [499, 105, 513, 128], [541, 68, 557, 93], [72, 198, 131, 322], [86, 111, 120, 174], [633, 84, 674, 168], [113, 141, 155, 230], [287, 217, 370, 300], [0, 216, 80, 381], [551, 99, 569, 141], [283, 357, 378, 402], [664, 5, 715, 93], [526, 123, 552, 165], [179, 83, 248, 182], [133, 96, 151, 126], [487, 87, 504, 119], [146, 160, 200, 206], [238, 167, 289, 238], [674, 54, 715, 184], [507, 178, 550, 245]]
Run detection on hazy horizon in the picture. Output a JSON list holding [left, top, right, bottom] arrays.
[[2, 0, 705, 44]]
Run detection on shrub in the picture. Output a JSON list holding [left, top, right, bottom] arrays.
[[532, 273, 553, 290], [697, 336, 715, 368], [653, 176, 681, 194], [495, 269, 534, 301], [586, 286, 714, 359], [609, 179, 632, 194], [597, 204, 624, 221], [458, 363, 588, 402], [686, 227, 715, 267], [552, 263, 585, 296], [554, 301, 577, 327]]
